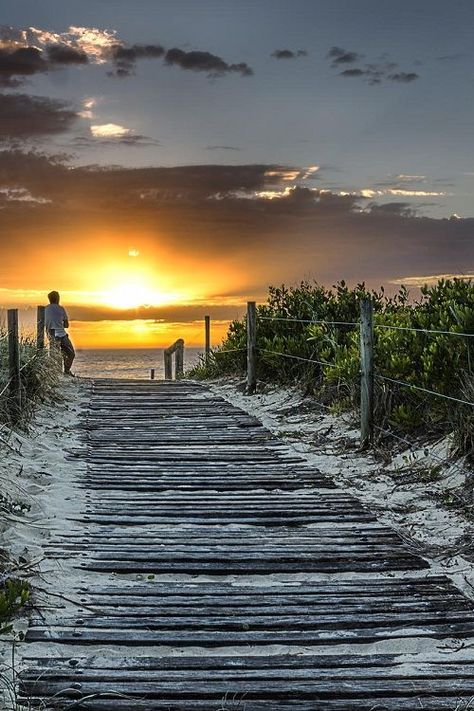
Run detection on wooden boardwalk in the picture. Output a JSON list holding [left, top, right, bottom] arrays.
[[20, 380, 474, 709]]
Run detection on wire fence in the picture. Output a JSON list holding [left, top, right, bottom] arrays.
[[255, 312, 474, 407], [376, 373, 474, 409], [207, 303, 473, 456], [374, 324, 474, 338]]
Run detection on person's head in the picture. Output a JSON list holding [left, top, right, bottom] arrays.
[[48, 291, 60, 304]]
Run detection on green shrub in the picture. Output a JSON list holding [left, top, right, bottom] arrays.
[[189, 278, 474, 458], [0, 578, 30, 635]]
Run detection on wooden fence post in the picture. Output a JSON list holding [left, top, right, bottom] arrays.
[[204, 315, 211, 366], [360, 298, 374, 448], [246, 301, 257, 394], [175, 339, 184, 379], [164, 351, 172, 380], [7, 309, 21, 420], [37, 305, 45, 349]]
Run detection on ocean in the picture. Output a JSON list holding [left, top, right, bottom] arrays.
[[74, 348, 204, 379]]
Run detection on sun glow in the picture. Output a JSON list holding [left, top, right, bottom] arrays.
[[102, 281, 181, 309]]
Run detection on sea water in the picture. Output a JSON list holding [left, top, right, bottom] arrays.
[[74, 348, 204, 379]]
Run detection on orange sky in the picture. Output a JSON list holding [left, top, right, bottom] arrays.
[[1, 158, 471, 350]]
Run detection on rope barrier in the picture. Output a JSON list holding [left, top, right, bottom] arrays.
[[259, 348, 334, 368], [259, 316, 358, 326], [374, 324, 474, 338], [376, 373, 474, 408]]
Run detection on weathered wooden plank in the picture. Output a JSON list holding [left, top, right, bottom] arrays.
[[25, 620, 474, 645], [18, 697, 473, 710], [20, 379, 474, 710]]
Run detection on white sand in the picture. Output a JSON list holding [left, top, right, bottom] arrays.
[[1, 376, 474, 708], [211, 378, 474, 599]]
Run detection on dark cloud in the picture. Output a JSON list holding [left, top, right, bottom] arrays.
[[367, 201, 415, 217], [67, 303, 245, 323], [109, 43, 165, 76], [72, 133, 160, 148], [164, 48, 253, 77], [0, 46, 47, 86], [0, 93, 79, 138], [340, 68, 365, 78], [436, 54, 464, 62], [388, 71, 419, 83], [327, 46, 362, 66], [205, 145, 241, 151], [0, 26, 252, 84], [46, 44, 89, 65], [0, 43, 90, 86], [271, 49, 307, 60], [329, 47, 419, 85], [0, 152, 471, 293]]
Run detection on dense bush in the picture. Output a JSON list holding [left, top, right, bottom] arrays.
[[188, 279, 474, 456]]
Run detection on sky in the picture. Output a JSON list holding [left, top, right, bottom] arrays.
[[0, 0, 473, 347]]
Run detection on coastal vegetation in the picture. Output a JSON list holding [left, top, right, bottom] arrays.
[[189, 278, 474, 459], [0, 327, 60, 637], [0, 330, 60, 428]]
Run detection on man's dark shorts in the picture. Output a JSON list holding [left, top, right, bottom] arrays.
[[54, 335, 75, 372]]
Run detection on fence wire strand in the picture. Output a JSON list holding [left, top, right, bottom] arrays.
[[376, 373, 474, 408], [259, 316, 358, 326], [213, 348, 246, 355], [374, 324, 474, 338], [259, 348, 334, 368]]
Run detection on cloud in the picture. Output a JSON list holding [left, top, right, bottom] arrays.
[[390, 272, 474, 286], [0, 24, 253, 83], [388, 72, 418, 83], [46, 44, 89, 65], [340, 68, 365, 78], [164, 48, 253, 77], [205, 145, 241, 151], [0, 46, 48, 87], [329, 47, 420, 85], [109, 43, 165, 77], [72, 123, 160, 147], [0, 152, 471, 296], [0, 93, 79, 138], [90, 123, 130, 138], [0, 186, 50, 206], [327, 47, 362, 66], [0, 24, 118, 63], [271, 49, 307, 60], [436, 54, 464, 62]]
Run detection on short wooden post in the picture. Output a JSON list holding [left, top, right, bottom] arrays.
[[360, 298, 374, 448], [246, 301, 257, 394], [7, 309, 21, 419], [175, 339, 184, 379], [164, 352, 172, 380], [36, 305, 45, 349], [150, 368, 155, 380], [204, 315, 211, 365]]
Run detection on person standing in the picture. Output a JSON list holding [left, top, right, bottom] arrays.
[[45, 291, 76, 376]]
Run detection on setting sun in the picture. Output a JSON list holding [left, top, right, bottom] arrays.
[[102, 282, 181, 310]]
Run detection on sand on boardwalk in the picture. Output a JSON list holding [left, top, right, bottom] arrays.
[[210, 377, 474, 600], [0, 379, 89, 688], [1, 375, 474, 706]]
